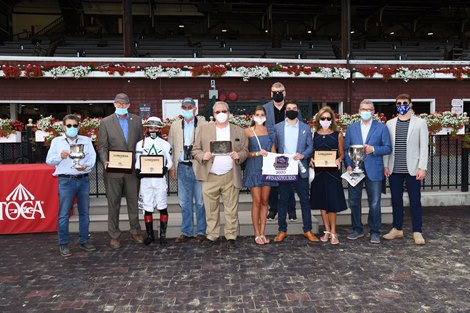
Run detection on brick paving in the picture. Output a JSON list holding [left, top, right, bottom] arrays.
[[0, 207, 469, 313]]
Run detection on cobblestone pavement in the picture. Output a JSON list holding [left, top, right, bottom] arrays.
[[0, 207, 469, 313]]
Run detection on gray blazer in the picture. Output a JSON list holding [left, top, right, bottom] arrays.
[[383, 114, 429, 175], [98, 113, 143, 177]]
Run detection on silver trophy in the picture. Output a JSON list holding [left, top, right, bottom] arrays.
[[69, 144, 86, 169], [348, 145, 366, 173]]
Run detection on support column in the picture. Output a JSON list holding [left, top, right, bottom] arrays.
[[341, 0, 352, 113], [123, 0, 133, 57]]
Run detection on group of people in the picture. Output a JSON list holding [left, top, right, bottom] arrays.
[[46, 85, 429, 257]]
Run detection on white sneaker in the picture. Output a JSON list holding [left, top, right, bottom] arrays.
[[413, 232, 425, 245], [383, 228, 404, 240]]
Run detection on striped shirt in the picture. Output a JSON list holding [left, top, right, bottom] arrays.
[[393, 119, 410, 173]]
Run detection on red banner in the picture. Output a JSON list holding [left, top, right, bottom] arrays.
[[0, 164, 58, 234]]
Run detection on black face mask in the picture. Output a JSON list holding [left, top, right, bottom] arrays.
[[272, 92, 284, 103], [285, 110, 298, 120]]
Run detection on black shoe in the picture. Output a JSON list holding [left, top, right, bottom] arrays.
[[79, 242, 96, 252], [288, 211, 297, 221], [227, 239, 237, 249], [200, 238, 215, 248], [59, 245, 72, 257], [267, 211, 277, 220]]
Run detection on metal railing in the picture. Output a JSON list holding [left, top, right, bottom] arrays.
[[1, 130, 469, 195]]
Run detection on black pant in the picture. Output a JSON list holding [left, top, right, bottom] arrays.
[[268, 186, 295, 214]]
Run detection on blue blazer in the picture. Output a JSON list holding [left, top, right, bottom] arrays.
[[274, 120, 313, 179], [264, 100, 303, 138], [344, 120, 392, 181]]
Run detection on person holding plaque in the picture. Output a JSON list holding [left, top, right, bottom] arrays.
[[168, 97, 207, 243], [192, 101, 248, 249], [243, 106, 276, 245], [272, 102, 318, 243], [135, 117, 173, 246], [383, 94, 429, 245], [46, 114, 96, 257], [309, 107, 347, 245], [344, 100, 392, 244], [98, 93, 144, 249]]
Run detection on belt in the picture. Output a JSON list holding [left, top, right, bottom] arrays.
[[58, 174, 89, 179], [179, 161, 192, 166]]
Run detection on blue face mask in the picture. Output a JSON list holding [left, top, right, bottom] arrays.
[[396, 105, 410, 115], [181, 109, 193, 119], [360, 111, 372, 120], [66, 127, 78, 138], [115, 108, 128, 115]]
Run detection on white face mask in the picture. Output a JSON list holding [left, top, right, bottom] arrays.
[[215, 112, 228, 123], [319, 120, 332, 129], [253, 116, 266, 125]]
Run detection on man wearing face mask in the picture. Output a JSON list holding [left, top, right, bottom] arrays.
[[263, 82, 299, 221], [383, 94, 428, 245], [168, 97, 207, 243], [192, 101, 248, 249], [46, 114, 97, 257], [344, 100, 392, 244], [99, 93, 144, 249], [272, 102, 317, 243], [136, 117, 173, 246]]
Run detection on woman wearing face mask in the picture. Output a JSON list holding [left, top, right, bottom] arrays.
[[243, 106, 277, 245], [309, 106, 347, 245]]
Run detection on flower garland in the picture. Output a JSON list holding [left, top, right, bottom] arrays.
[[419, 111, 469, 134], [0, 118, 25, 138], [355, 66, 470, 81]]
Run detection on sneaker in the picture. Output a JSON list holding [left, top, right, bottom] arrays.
[[59, 245, 72, 257], [288, 211, 297, 221], [370, 233, 381, 244], [79, 242, 97, 252], [347, 231, 365, 240], [413, 232, 425, 245], [227, 239, 237, 249], [200, 238, 215, 248], [267, 211, 277, 220], [383, 228, 404, 240]]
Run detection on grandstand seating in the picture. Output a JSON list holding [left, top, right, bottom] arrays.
[[0, 35, 463, 61]]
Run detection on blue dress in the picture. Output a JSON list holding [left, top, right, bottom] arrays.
[[243, 134, 277, 188], [310, 131, 347, 212]]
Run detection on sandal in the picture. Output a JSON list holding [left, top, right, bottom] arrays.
[[330, 233, 339, 245], [320, 231, 331, 242], [261, 235, 270, 244], [255, 236, 265, 245]]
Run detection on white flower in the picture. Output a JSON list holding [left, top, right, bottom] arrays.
[[70, 65, 91, 79], [144, 66, 164, 79], [236, 66, 270, 81], [36, 115, 54, 130], [395, 67, 433, 82], [165, 67, 181, 78], [49, 66, 68, 79]]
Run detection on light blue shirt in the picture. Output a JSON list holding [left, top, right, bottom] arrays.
[[116, 113, 129, 143], [179, 118, 195, 162], [284, 119, 299, 154], [46, 135, 96, 176], [360, 119, 372, 144]]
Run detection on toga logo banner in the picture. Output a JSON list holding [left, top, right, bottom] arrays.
[[261, 152, 298, 182]]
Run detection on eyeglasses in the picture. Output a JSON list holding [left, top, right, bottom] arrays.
[[66, 124, 79, 128], [396, 101, 409, 105], [320, 117, 332, 121], [214, 110, 228, 114]]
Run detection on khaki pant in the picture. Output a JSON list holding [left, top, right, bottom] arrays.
[[202, 171, 240, 241]]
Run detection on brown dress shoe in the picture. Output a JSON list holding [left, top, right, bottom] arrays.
[[110, 238, 121, 249], [274, 231, 287, 242], [175, 235, 192, 243], [304, 231, 319, 242], [195, 235, 206, 243], [131, 233, 144, 244]]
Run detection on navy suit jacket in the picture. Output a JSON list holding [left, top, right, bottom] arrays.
[[344, 120, 392, 181], [273, 119, 313, 179]]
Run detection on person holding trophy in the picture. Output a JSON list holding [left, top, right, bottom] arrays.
[[46, 114, 97, 257], [135, 117, 173, 246], [309, 107, 347, 245], [344, 100, 392, 244]]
